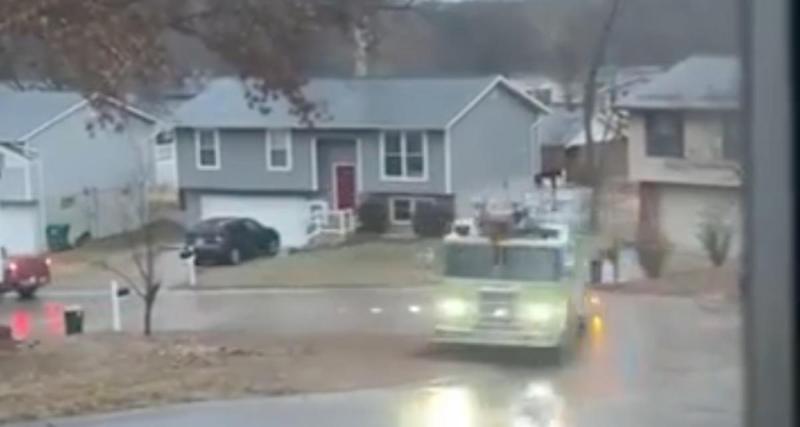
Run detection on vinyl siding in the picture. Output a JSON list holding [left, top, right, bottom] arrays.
[[0, 150, 29, 200], [450, 85, 541, 215], [627, 111, 740, 187], [176, 128, 447, 197], [176, 129, 314, 192], [360, 130, 447, 195], [26, 106, 155, 239]]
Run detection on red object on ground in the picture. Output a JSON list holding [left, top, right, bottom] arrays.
[[10, 310, 31, 341]]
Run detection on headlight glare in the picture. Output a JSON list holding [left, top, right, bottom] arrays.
[[528, 304, 555, 322], [439, 298, 467, 317]]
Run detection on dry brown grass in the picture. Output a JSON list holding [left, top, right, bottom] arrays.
[[0, 332, 449, 424]]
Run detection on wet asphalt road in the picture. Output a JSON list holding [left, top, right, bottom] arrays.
[[2, 287, 742, 427]]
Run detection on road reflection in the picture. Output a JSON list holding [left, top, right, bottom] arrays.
[[512, 380, 565, 427], [401, 380, 567, 427], [399, 309, 622, 426], [7, 302, 65, 340], [422, 386, 476, 427], [10, 310, 30, 341]]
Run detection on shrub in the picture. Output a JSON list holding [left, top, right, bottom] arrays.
[[635, 224, 672, 279], [697, 211, 734, 267], [357, 199, 389, 234], [412, 201, 454, 237]]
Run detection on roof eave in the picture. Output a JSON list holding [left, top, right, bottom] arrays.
[[615, 102, 740, 111]]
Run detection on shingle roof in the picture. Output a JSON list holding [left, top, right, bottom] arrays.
[[0, 86, 85, 141], [616, 55, 740, 110], [536, 106, 615, 148], [174, 76, 513, 129], [537, 107, 583, 147]]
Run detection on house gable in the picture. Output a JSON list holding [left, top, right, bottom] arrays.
[[0, 143, 32, 200], [448, 81, 543, 215]]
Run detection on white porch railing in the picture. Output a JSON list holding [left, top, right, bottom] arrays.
[[321, 209, 357, 236], [307, 201, 357, 239]]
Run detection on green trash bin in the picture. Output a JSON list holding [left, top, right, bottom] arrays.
[[46, 224, 71, 252], [64, 306, 84, 335]]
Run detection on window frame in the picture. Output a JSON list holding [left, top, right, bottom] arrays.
[[721, 112, 742, 162], [266, 129, 293, 172], [380, 130, 429, 182], [389, 197, 415, 225], [195, 129, 221, 170], [644, 111, 684, 158]]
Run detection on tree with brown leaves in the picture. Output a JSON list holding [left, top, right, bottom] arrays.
[[0, 0, 409, 118]]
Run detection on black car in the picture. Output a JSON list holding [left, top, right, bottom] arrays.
[[185, 217, 281, 265]]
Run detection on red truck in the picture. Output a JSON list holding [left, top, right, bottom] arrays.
[[1, 249, 51, 299]]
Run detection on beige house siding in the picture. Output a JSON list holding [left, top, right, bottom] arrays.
[[627, 112, 740, 187], [628, 110, 742, 266]]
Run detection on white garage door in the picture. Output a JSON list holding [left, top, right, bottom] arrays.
[[200, 195, 311, 249], [658, 185, 742, 255], [0, 204, 40, 255]]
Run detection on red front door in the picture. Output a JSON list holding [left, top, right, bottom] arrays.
[[334, 165, 356, 210]]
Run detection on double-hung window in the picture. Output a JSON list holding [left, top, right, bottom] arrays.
[[382, 130, 427, 180], [195, 129, 220, 170], [645, 112, 684, 158], [266, 130, 292, 171]]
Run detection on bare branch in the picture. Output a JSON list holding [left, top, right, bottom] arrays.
[[92, 259, 145, 299], [581, 0, 624, 231]]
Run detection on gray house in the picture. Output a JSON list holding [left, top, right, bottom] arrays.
[[0, 87, 160, 254], [173, 76, 548, 248]]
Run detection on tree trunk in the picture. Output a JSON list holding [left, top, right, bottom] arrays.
[[143, 296, 154, 336], [143, 286, 159, 337], [582, 0, 623, 232]]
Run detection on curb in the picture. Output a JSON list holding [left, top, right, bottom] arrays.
[[168, 284, 436, 292]]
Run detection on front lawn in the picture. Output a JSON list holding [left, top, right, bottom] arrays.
[[195, 238, 442, 288]]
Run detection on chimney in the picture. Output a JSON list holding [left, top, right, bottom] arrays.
[[353, 25, 369, 77]]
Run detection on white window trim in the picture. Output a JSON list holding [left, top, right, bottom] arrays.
[[389, 197, 415, 225], [266, 129, 293, 172], [379, 130, 429, 182], [195, 129, 221, 171]]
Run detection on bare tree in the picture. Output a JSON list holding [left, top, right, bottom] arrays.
[[96, 185, 170, 336], [582, 0, 624, 232], [544, 5, 594, 109], [90, 111, 173, 336]]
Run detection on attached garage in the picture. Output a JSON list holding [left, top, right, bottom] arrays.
[[0, 202, 41, 255], [651, 183, 742, 255], [197, 194, 313, 249]]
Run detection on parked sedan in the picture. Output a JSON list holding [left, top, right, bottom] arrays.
[[185, 217, 281, 266], [1, 252, 52, 299]]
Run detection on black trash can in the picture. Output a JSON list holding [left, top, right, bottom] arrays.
[[590, 259, 603, 284], [64, 306, 84, 335]]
